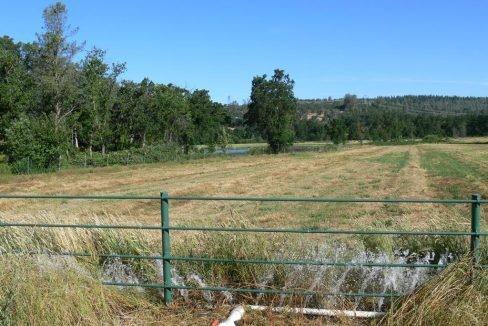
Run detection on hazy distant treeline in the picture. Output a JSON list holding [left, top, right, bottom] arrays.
[[227, 95, 488, 143]]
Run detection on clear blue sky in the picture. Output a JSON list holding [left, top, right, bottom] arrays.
[[1, 1, 487, 103]]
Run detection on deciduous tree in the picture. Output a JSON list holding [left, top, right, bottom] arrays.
[[245, 69, 297, 153]]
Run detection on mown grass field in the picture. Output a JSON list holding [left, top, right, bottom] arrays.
[[1, 141, 486, 229], [0, 139, 487, 325]]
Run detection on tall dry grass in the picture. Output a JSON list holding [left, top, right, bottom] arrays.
[[381, 257, 488, 325], [0, 213, 486, 324], [0, 255, 165, 325]]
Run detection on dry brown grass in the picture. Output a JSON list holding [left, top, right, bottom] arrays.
[[380, 258, 488, 326], [1, 142, 487, 325], [2, 142, 484, 238]]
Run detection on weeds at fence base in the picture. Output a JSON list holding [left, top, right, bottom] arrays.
[[0, 255, 165, 325], [0, 255, 341, 325], [380, 257, 488, 325]]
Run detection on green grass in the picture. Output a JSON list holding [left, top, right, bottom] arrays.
[[367, 150, 410, 172], [420, 151, 469, 179], [0, 154, 9, 175], [420, 149, 488, 198]]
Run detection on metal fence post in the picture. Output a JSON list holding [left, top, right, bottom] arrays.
[[161, 192, 173, 304], [471, 194, 481, 267]]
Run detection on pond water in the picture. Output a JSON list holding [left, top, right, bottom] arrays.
[[212, 148, 251, 155]]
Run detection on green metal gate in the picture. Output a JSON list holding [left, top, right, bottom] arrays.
[[0, 193, 486, 305]]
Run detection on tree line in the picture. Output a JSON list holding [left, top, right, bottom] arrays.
[[294, 108, 488, 144], [1, 2, 488, 172], [0, 3, 229, 171], [229, 96, 488, 145]]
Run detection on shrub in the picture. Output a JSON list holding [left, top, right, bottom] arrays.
[[4, 116, 67, 173], [422, 134, 445, 143], [67, 143, 192, 167]]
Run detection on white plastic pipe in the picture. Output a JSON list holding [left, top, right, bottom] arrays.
[[248, 305, 385, 318], [217, 305, 245, 326], [215, 304, 384, 325]]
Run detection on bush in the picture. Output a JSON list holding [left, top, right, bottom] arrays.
[[422, 134, 445, 143], [4, 116, 67, 173], [328, 118, 348, 145], [67, 144, 189, 168]]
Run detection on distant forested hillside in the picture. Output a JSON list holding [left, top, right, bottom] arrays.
[[228, 95, 488, 121], [298, 95, 488, 116], [226, 95, 488, 143]]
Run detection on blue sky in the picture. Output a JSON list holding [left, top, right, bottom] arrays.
[[1, 1, 487, 103]]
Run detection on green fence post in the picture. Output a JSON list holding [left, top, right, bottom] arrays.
[[161, 192, 173, 304], [471, 194, 481, 267]]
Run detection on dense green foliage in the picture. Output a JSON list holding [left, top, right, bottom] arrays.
[[231, 97, 488, 143], [0, 3, 229, 172], [1, 2, 488, 172], [5, 115, 67, 173], [293, 96, 488, 142], [245, 69, 297, 153], [66, 144, 210, 168], [296, 107, 488, 143]]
